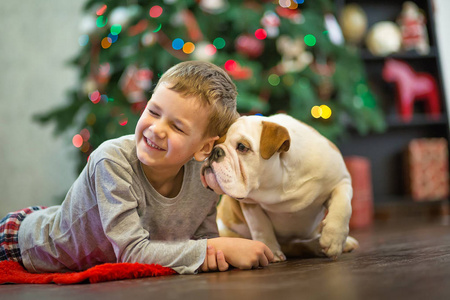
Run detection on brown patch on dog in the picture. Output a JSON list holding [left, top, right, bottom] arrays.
[[215, 134, 227, 145], [260, 121, 291, 160], [217, 195, 247, 238]]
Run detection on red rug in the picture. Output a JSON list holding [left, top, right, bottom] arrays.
[[0, 260, 176, 284]]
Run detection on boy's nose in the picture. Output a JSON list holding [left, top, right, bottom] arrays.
[[150, 121, 167, 139]]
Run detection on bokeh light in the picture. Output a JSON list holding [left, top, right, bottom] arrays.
[[311, 106, 322, 118], [108, 33, 118, 43], [86, 113, 96, 126], [183, 42, 195, 54], [101, 37, 112, 49], [96, 16, 107, 28], [255, 28, 267, 40], [320, 105, 332, 119], [304, 34, 316, 46], [153, 23, 162, 32], [72, 134, 83, 148], [205, 44, 217, 56], [96, 4, 107, 16], [80, 128, 90, 141], [78, 34, 89, 46], [213, 37, 226, 49], [110, 24, 122, 35], [149, 6, 163, 18], [119, 114, 128, 126], [224, 60, 237, 71], [294, 0, 305, 4], [268, 74, 280, 86], [311, 105, 332, 119], [90, 90, 101, 104], [172, 38, 184, 50]]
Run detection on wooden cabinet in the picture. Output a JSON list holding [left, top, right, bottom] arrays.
[[334, 0, 449, 204]]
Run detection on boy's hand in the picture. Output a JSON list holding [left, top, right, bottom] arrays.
[[207, 237, 274, 270], [200, 245, 229, 272]]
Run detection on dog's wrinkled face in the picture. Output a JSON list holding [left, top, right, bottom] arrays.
[[201, 116, 290, 200]]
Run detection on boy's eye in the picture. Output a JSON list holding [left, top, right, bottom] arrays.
[[237, 143, 249, 153], [149, 109, 159, 116], [174, 125, 185, 133]]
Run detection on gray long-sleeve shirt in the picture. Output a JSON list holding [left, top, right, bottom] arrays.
[[18, 135, 219, 274]]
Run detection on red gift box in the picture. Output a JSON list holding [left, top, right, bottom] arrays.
[[405, 138, 449, 201], [344, 156, 374, 229]]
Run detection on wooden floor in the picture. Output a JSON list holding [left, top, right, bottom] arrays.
[[2, 216, 450, 300]]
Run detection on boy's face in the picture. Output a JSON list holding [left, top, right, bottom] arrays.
[[135, 84, 217, 172]]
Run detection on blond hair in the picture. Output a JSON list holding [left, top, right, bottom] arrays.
[[155, 61, 239, 138]]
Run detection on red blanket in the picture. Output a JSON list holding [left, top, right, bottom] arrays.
[[0, 261, 176, 284]]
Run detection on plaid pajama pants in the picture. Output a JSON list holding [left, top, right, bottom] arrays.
[[0, 206, 46, 263]]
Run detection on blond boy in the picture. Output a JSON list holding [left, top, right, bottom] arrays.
[[0, 61, 273, 274]]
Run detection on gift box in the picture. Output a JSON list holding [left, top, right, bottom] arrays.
[[405, 138, 449, 201], [344, 156, 374, 229]]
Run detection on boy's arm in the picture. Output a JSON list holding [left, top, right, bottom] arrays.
[[93, 159, 207, 274], [192, 195, 220, 239]]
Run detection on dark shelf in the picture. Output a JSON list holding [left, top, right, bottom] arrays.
[[359, 47, 438, 61], [386, 113, 448, 128]]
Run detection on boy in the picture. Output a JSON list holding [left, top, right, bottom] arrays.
[[0, 61, 274, 274]]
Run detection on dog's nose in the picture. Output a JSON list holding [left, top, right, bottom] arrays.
[[210, 147, 225, 162]]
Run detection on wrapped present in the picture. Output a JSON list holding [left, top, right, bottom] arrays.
[[405, 138, 449, 201], [344, 156, 374, 229]]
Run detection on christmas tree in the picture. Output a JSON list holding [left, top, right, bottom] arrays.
[[35, 0, 386, 173]]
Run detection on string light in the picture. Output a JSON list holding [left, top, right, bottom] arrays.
[[72, 134, 83, 148], [172, 38, 184, 50], [78, 35, 89, 46], [213, 37, 226, 49], [268, 74, 280, 86], [311, 105, 332, 119], [304, 34, 316, 46], [255, 28, 267, 40], [149, 5, 163, 18], [101, 37, 112, 49], [96, 16, 107, 28], [110, 24, 122, 35], [96, 4, 107, 16], [224, 60, 237, 71], [183, 42, 195, 54]]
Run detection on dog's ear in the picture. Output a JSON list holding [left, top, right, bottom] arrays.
[[215, 134, 227, 145], [260, 121, 290, 160]]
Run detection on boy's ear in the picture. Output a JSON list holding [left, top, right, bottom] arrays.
[[194, 136, 219, 161]]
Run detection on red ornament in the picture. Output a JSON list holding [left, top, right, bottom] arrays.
[[235, 34, 264, 58], [119, 65, 153, 103], [382, 59, 440, 122], [224, 61, 252, 81]]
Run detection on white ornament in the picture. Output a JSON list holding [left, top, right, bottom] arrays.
[[199, 0, 228, 14], [324, 13, 344, 45], [110, 6, 140, 27], [192, 42, 216, 61], [79, 15, 97, 35], [366, 21, 402, 56]]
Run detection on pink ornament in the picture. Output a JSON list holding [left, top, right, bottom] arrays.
[[235, 34, 264, 58], [382, 59, 440, 122]]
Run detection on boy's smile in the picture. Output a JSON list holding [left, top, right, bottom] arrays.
[[135, 84, 217, 192]]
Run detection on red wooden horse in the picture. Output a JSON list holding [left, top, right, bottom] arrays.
[[382, 59, 440, 122]]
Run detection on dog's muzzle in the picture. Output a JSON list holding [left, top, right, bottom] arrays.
[[210, 147, 225, 162]]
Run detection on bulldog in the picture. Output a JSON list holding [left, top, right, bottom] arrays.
[[201, 114, 358, 262]]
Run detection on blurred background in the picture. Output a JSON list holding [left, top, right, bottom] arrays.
[[1, 0, 449, 221]]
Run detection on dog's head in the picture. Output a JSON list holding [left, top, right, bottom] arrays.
[[200, 115, 290, 200]]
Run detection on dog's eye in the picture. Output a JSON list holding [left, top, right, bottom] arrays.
[[237, 143, 249, 153]]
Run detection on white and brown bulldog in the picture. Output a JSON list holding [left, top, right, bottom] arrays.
[[201, 114, 358, 262]]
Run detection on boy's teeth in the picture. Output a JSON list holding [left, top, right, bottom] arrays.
[[146, 138, 163, 150]]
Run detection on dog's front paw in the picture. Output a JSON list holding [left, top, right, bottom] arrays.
[[319, 223, 348, 259], [272, 250, 287, 263]]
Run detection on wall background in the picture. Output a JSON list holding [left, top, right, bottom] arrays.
[[0, 1, 83, 215], [0, 0, 449, 216]]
